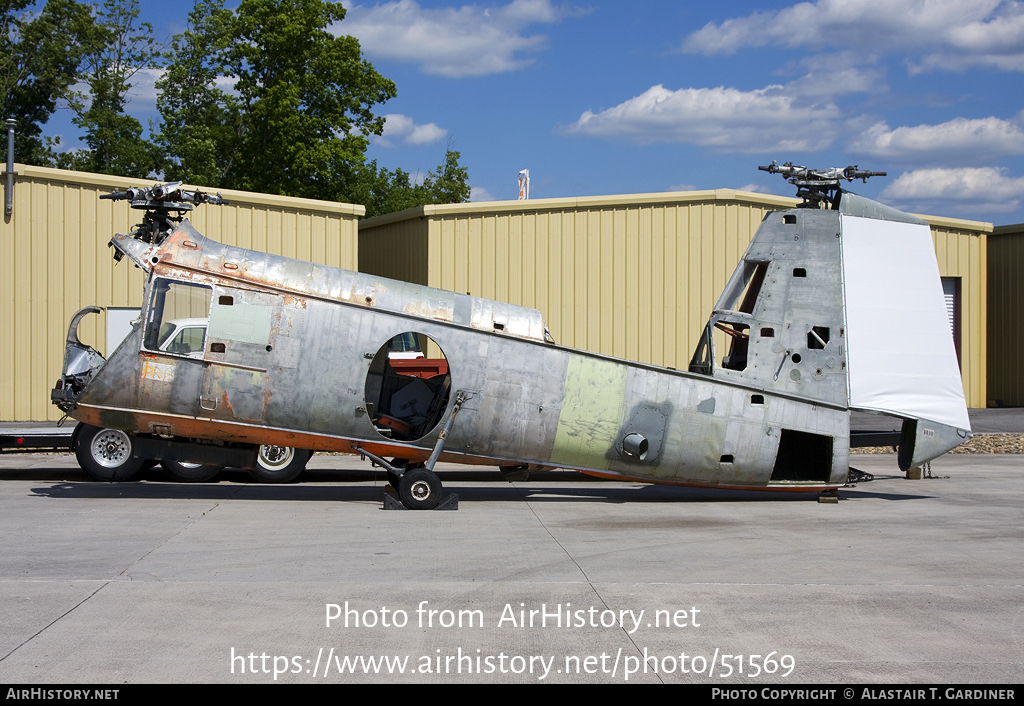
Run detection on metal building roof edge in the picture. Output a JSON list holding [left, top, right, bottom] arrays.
[[13, 164, 366, 217], [992, 223, 1023, 236], [912, 212, 993, 234], [359, 189, 803, 230]]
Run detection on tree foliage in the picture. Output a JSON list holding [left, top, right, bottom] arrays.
[[5, 0, 472, 216], [158, 0, 469, 214], [55, 0, 162, 177], [159, 0, 398, 201], [228, 0, 396, 200], [154, 0, 237, 186], [350, 148, 471, 219], [0, 0, 94, 165]]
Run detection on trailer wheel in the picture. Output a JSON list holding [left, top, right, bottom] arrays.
[[161, 460, 221, 483], [398, 467, 442, 510], [248, 445, 310, 483], [75, 425, 143, 482]]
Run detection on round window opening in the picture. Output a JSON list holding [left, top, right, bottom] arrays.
[[363, 333, 451, 442]]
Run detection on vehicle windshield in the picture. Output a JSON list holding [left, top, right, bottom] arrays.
[[156, 322, 176, 349], [162, 326, 206, 356]]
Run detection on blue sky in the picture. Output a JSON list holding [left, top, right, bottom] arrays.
[[47, 0, 1024, 225]]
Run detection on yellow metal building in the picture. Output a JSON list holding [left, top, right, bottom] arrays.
[[359, 190, 991, 408], [1, 164, 363, 421], [988, 223, 1024, 406], [0, 169, 992, 422]]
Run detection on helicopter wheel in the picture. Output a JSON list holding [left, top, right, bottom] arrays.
[[397, 467, 442, 510]]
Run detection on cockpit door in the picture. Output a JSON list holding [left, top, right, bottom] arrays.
[[199, 287, 282, 424]]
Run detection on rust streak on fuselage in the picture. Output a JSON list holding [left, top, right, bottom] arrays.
[[72, 404, 512, 466]]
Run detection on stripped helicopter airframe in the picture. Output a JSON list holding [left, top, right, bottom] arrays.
[[52, 164, 972, 509]]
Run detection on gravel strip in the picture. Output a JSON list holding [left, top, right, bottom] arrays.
[[852, 433, 1024, 454]]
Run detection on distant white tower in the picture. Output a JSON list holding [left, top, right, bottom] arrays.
[[518, 169, 530, 200]]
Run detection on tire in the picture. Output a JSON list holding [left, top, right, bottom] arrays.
[[248, 445, 311, 483], [74, 425, 143, 482], [398, 467, 442, 510], [161, 459, 221, 483]]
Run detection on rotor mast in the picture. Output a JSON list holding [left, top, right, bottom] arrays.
[[759, 161, 886, 209]]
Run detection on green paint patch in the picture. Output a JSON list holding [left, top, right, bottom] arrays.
[[550, 354, 627, 471], [209, 303, 273, 345]]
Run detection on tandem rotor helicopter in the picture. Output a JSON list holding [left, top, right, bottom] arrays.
[[52, 162, 971, 509]]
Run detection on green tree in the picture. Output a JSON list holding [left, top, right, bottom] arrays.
[[56, 0, 162, 177], [155, 0, 469, 213], [0, 0, 94, 166], [347, 161, 423, 218], [351, 149, 472, 219], [418, 147, 470, 205], [225, 0, 395, 198], [158, 0, 396, 198], [154, 0, 238, 185]]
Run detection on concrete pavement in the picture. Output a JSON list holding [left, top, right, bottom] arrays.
[[0, 452, 1021, 683]]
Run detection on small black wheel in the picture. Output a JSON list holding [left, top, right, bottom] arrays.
[[398, 467, 442, 510], [248, 445, 311, 483], [161, 459, 221, 483], [74, 425, 143, 482]]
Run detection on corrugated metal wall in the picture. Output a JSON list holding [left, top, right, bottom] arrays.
[[927, 216, 989, 410], [358, 212, 429, 287], [1, 164, 363, 421], [360, 191, 991, 408], [988, 225, 1023, 406]]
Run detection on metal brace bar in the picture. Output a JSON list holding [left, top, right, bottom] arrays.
[[425, 391, 467, 471], [356, 447, 403, 475]]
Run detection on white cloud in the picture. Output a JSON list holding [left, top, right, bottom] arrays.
[[782, 53, 888, 96], [848, 113, 1024, 164], [124, 68, 163, 112], [561, 83, 842, 152], [376, 113, 448, 147], [681, 0, 1024, 73], [340, 0, 588, 77], [470, 185, 498, 201], [880, 166, 1024, 212], [561, 51, 885, 151]]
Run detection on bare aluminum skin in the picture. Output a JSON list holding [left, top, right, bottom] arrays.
[[54, 185, 971, 494]]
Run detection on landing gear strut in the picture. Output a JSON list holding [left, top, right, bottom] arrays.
[[362, 391, 467, 510]]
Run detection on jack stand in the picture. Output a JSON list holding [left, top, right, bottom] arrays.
[[818, 488, 840, 503], [383, 484, 458, 510]]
